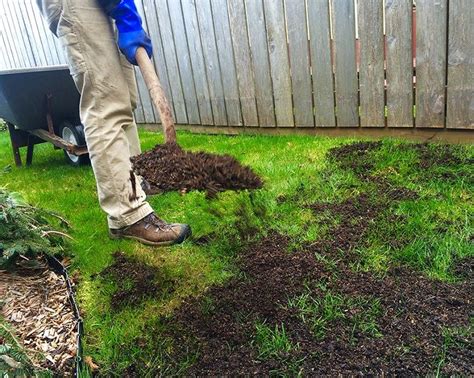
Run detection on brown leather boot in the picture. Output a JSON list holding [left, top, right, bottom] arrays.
[[109, 213, 191, 246]]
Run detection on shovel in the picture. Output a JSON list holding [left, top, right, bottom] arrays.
[[135, 47, 177, 144]]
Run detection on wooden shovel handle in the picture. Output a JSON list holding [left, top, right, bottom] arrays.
[[135, 47, 177, 144]]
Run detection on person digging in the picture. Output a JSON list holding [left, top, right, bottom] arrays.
[[36, 0, 191, 245]]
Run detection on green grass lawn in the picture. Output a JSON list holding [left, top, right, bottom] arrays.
[[0, 128, 472, 375]]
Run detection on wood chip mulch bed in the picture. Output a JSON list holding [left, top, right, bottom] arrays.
[[0, 259, 78, 374]]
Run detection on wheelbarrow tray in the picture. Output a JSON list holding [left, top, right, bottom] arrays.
[[0, 65, 80, 132]]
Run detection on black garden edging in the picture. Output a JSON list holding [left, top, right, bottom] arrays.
[[45, 255, 84, 377]]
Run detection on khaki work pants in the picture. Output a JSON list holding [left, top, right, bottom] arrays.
[[36, 0, 153, 229]]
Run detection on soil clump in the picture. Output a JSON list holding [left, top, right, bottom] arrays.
[[98, 252, 175, 311], [131, 143, 263, 197]]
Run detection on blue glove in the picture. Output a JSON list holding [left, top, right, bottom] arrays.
[[107, 0, 153, 65]]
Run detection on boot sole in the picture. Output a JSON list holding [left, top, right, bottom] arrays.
[[109, 225, 192, 247]]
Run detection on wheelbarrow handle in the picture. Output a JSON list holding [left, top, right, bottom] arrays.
[[135, 47, 177, 144]]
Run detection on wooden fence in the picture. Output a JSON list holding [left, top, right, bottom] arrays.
[[0, 0, 472, 130]]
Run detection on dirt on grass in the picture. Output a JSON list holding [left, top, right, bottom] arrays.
[[163, 186, 472, 375], [152, 141, 472, 375], [168, 234, 325, 375], [112, 141, 472, 375], [98, 252, 175, 312], [412, 142, 465, 169], [166, 229, 472, 375], [328, 141, 383, 174], [452, 256, 474, 281], [131, 143, 263, 197]]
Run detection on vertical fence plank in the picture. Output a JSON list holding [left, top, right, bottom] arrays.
[[308, 0, 335, 127], [3, 0, 28, 68], [31, 1, 60, 66], [17, 0, 39, 67], [416, 0, 447, 128], [332, 0, 358, 127], [154, 0, 188, 124], [211, 0, 242, 126], [0, 29, 12, 70], [228, 0, 258, 126], [12, 0, 36, 67], [285, 0, 313, 127], [4, 1, 23, 68], [168, 0, 200, 124], [358, 0, 384, 127], [24, 0, 48, 67], [446, 0, 473, 129], [182, 0, 214, 125], [245, 0, 275, 127], [0, 31, 11, 69], [196, 0, 228, 125], [386, 0, 413, 127], [263, 0, 293, 126], [12, 0, 32, 67], [142, 0, 174, 123], [52, 32, 67, 64], [6, 0, 24, 67], [0, 5, 14, 69]]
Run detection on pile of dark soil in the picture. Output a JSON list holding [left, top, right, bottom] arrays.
[[131, 143, 263, 197], [98, 252, 175, 311]]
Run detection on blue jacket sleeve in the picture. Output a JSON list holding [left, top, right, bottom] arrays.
[[99, 0, 153, 65]]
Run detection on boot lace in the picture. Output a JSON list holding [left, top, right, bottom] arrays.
[[142, 213, 171, 232]]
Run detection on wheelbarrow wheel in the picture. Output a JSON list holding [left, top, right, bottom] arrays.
[[60, 121, 89, 166]]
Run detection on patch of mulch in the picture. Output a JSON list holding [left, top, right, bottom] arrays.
[[0, 259, 77, 375], [385, 186, 419, 200], [304, 266, 472, 375], [131, 143, 263, 197], [98, 252, 175, 311], [307, 181, 418, 260]]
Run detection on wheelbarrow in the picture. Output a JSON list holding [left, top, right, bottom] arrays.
[[0, 66, 89, 166]]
